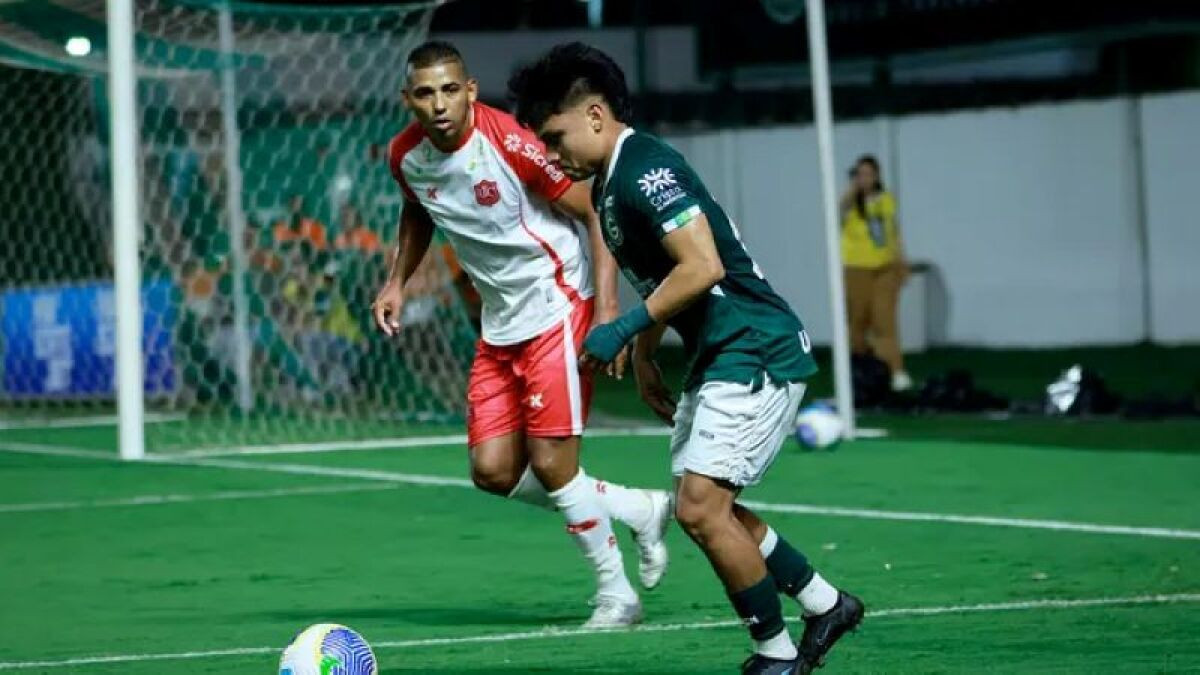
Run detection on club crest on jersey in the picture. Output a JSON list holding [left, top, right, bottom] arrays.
[[474, 179, 500, 206], [602, 195, 623, 246]]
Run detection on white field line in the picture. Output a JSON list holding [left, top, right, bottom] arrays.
[[738, 500, 1200, 541], [3, 442, 1199, 541], [853, 427, 889, 439], [169, 425, 889, 459], [0, 483, 396, 514], [170, 434, 469, 458], [169, 426, 677, 459], [0, 593, 1196, 670], [0, 413, 185, 430]]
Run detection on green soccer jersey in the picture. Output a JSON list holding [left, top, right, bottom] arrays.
[[593, 128, 818, 390]]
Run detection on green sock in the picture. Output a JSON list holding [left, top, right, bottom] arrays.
[[728, 574, 787, 641], [763, 529, 815, 597]]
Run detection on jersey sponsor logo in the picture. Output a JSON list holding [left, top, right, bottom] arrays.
[[474, 179, 500, 206], [503, 133, 566, 183], [426, 186, 439, 201], [639, 170, 686, 211], [638, 168, 676, 195], [649, 186, 687, 212]]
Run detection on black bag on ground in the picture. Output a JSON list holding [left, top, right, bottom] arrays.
[[918, 369, 1009, 412], [851, 353, 892, 407]]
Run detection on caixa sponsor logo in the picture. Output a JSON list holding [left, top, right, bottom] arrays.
[[650, 186, 685, 211]]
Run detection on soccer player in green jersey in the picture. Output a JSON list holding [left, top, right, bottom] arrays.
[[509, 43, 864, 674]]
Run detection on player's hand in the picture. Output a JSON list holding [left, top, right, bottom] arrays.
[[633, 357, 676, 426], [609, 345, 630, 380], [579, 304, 652, 374], [371, 280, 405, 337], [591, 306, 630, 380], [580, 321, 630, 370]]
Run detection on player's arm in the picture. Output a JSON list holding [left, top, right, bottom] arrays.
[[579, 211, 724, 368], [643, 214, 723, 321], [553, 182, 620, 319], [373, 200, 435, 336], [553, 181, 629, 378], [631, 322, 676, 425]]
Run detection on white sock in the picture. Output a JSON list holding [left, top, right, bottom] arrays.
[[585, 471, 656, 532], [797, 572, 839, 616], [756, 627, 798, 661], [758, 526, 779, 558], [548, 470, 637, 601], [506, 466, 555, 511]]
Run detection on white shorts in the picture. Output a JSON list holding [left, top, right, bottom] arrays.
[[669, 378, 807, 487]]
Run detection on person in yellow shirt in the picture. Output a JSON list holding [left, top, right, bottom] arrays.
[[840, 155, 912, 392]]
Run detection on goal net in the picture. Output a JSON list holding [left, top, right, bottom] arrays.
[[0, 0, 477, 451]]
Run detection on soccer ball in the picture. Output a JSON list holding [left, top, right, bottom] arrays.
[[279, 623, 378, 675], [794, 402, 844, 450]]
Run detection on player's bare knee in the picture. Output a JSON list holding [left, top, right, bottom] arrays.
[[526, 436, 579, 490], [674, 497, 719, 542], [469, 458, 520, 495], [527, 450, 574, 490]]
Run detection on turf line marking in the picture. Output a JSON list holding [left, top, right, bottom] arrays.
[[170, 425, 888, 458], [0, 483, 396, 514], [171, 455, 1200, 541], [0, 413, 184, 430], [738, 500, 1200, 541], [170, 426, 675, 458], [0, 593, 1196, 670], [4, 441, 1199, 541], [0, 442, 112, 460]]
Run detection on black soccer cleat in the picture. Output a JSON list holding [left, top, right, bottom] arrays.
[[741, 653, 800, 675], [795, 591, 865, 674]]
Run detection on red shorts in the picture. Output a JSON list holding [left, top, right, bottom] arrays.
[[466, 297, 595, 447]]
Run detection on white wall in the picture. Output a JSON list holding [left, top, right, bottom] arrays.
[[660, 94, 1200, 347], [1140, 92, 1200, 344], [895, 100, 1144, 345]]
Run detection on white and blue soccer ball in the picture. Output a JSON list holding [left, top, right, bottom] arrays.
[[794, 402, 844, 450], [279, 623, 378, 675]]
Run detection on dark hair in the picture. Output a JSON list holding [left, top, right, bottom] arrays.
[[507, 42, 631, 129], [407, 40, 465, 71], [851, 154, 884, 218]]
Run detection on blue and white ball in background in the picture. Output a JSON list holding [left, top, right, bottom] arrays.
[[279, 623, 378, 675], [795, 402, 845, 450]]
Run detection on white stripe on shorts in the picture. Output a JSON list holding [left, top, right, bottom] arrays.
[[561, 312, 584, 435]]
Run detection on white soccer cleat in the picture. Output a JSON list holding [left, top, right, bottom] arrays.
[[632, 490, 672, 590], [582, 595, 643, 629], [891, 370, 914, 392]]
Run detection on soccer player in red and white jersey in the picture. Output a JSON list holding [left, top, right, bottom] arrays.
[[372, 41, 670, 628]]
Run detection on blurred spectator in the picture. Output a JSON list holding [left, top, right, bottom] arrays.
[[840, 155, 913, 392], [333, 204, 383, 256], [273, 194, 328, 250], [296, 258, 362, 397]]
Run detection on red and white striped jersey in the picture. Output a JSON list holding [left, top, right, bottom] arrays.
[[388, 102, 593, 346]]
